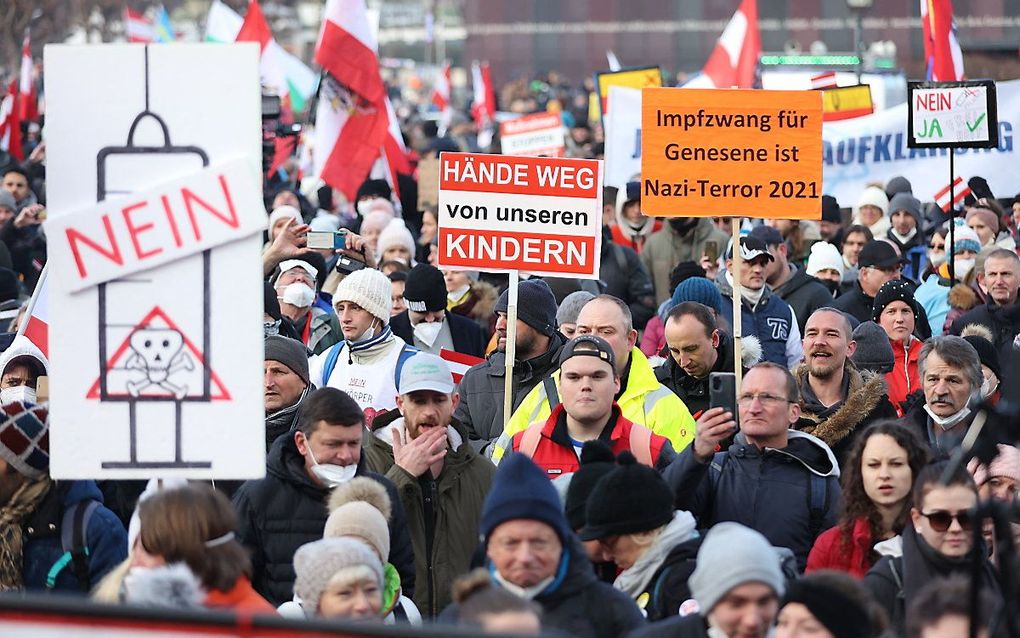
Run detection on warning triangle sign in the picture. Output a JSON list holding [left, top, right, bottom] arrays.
[[86, 306, 231, 401]]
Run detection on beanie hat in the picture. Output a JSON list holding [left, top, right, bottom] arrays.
[[670, 277, 724, 315], [689, 522, 785, 614], [872, 279, 919, 323], [968, 444, 1020, 487], [962, 334, 1001, 381], [268, 206, 301, 237], [888, 192, 922, 226], [0, 401, 50, 479], [850, 321, 895, 374], [556, 291, 595, 326], [806, 242, 845, 278], [885, 175, 913, 199], [948, 222, 982, 256], [495, 279, 558, 337], [325, 477, 392, 560], [403, 263, 447, 313], [360, 210, 394, 237], [356, 179, 392, 203], [579, 452, 674, 540], [0, 191, 16, 213], [375, 220, 415, 265], [781, 574, 872, 638], [564, 441, 616, 530], [668, 261, 708, 294], [293, 538, 384, 614], [821, 195, 842, 224], [855, 186, 889, 216], [480, 453, 572, 544], [309, 213, 341, 233], [966, 207, 999, 238], [264, 335, 310, 385], [334, 268, 392, 325]]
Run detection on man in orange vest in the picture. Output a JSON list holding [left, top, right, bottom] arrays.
[[510, 335, 675, 477]]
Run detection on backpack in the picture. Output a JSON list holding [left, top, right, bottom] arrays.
[[45, 499, 100, 592], [321, 341, 418, 390]]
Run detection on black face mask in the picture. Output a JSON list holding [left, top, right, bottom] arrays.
[[819, 278, 841, 295], [668, 217, 699, 235]]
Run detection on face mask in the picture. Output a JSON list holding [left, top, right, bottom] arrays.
[[357, 200, 375, 216], [981, 376, 998, 399], [448, 284, 471, 302], [263, 319, 281, 337], [923, 403, 972, 430], [413, 320, 443, 347], [279, 283, 316, 308], [307, 446, 357, 487], [493, 570, 556, 600], [929, 251, 947, 267], [0, 386, 36, 406], [954, 258, 976, 279]]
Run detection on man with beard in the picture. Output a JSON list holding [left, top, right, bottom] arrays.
[[794, 309, 897, 469], [641, 215, 727, 305]]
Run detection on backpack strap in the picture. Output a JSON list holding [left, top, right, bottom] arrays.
[[628, 424, 654, 467], [321, 341, 346, 384], [47, 500, 100, 592], [888, 558, 904, 599], [543, 376, 560, 410], [518, 423, 544, 459], [807, 473, 828, 540]]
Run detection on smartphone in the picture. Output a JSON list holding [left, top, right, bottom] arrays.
[[704, 240, 719, 263], [709, 372, 739, 432], [307, 229, 348, 250]]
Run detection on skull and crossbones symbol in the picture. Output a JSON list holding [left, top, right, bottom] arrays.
[[124, 328, 194, 399]]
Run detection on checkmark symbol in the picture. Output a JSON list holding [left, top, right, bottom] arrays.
[[967, 113, 986, 132]]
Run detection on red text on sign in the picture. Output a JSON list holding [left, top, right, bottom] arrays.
[[440, 228, 594, 275]]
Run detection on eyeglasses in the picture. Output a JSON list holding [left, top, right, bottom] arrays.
[[737, 392, 793, 407], [930, 243, 945, 250], [920, 510, 973, 532]]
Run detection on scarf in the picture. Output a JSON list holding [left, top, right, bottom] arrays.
[[900, 522, 997, 605], [614, 511, 698, 599], [0, 477, 52, 590], [344, 325, 395, 364], [264, 385, 311, 450]]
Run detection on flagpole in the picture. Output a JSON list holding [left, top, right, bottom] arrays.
[[17, 263, 46, 338], [731, 222, 743, 388], [502, 270, 519, 431], [948, 151, 956, 286]]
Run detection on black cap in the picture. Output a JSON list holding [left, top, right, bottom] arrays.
[[963, 334, 1001, 381], [403, 263, 447, 313], [558, 334, 616, 370], [821, 195, 841, 223], [749, 225, 783, 247], [355, 178, 392, 202], [857, 240, 905, 270], [727, 235, 775, 262]]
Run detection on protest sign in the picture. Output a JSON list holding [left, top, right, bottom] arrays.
[[417, 157, 440, 209], [44, 43, 265, 480], [908, 80, 998, 148], [499, 112, 565, 157], [822, 85, 874, 121], [437, 152, 603, 278], [641, 88, 823, 218], [595, 66, 662, 121], [604, 86, 641, 189]]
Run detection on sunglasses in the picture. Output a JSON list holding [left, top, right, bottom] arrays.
[[920, 510, 973, 532]]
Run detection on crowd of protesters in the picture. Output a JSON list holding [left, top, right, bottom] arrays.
[[0, 66, 1018, 638]]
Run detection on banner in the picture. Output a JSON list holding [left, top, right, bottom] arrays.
[[594, 66, 661, 121], [499, 112, 565, 157], [604, 86, 641, 189]]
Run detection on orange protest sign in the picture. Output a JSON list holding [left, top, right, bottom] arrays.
[[640, 88, 823, 219]]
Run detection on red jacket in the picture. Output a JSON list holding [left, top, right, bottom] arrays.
[[806, 517, 875, 579], [609, 221, 662, 254], [885, 337, 921, 415], [205, 576, 277, 615], [511, 404, 672, 477]]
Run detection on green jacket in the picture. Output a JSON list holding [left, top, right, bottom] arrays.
[[363, 415, 495, 617]]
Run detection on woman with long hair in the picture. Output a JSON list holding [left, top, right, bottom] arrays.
[[807, 421, 930, 578]]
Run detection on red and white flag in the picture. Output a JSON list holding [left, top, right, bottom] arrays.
[[314, 0, 389, 202], [18, 267, 49, 359], [18, 30, 38, 123], [0, 81, 23, 161], [921, 0, 965, 82], [686, 0, 760, 89], [470, 61, 496, 126], [440, 349, 485, 384], [934, 177, 972, 212], [125, 7, 155, 43], [432, 63, 451, 112]]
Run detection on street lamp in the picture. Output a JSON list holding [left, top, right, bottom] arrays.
[[846, 0, 873, 84]]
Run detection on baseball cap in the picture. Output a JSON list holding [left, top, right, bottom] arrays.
[[726, 235, 775, 262], [558, 334, 616, 370], [278, 259, 318, 281], [857, 240, 906, 270], [749, 225, 784, 247], [397, 352, 455, 395]]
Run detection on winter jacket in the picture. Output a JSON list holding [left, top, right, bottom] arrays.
[[492, 347, 696, 462], [292, 306, 342, 355], [884, 337, 921, 414], [806, 517, 879, 579], [441, 536, 646, 638], [628, 613, 709, 638], [454, 331, 568, 453], [362, 415, 495, 617], [898, 400, 969, 459], [0, 218, 45, 291], [886, 230, 926, 282], [204, 576, 276, 614], [22, 480, 128, 593], [663, 430, 841, 570], [264, 385, 311, 452], [447, 279, 499, 334], [641, 218, 728, 304], [794, 363, 898, 469], [950, 300, 1020, 356], [614, 513, 701, 622], [718, 273, 803, 368], [640, 314, 666, 358], [278, 562, 422, 625], [655, 332, 737, 418], [511, 404, 675, 476], [772, 265, 836, 334], [914, 273, 951, 337], [609, 219, 662, 254], [601, 232, 657, 330], [232, 435, 415, 606], [831, 281, 876, 324], [389, 310, 486, 359]]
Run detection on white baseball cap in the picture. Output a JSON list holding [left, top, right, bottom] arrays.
[[398, 352, 455, 395]]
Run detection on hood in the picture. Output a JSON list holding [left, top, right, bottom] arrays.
[[734, 429, 839, 478], [61, 479, 105, 507], [485, 331, 567, 378], [0, 334, 48, 378], [774, 265, 817, 296]]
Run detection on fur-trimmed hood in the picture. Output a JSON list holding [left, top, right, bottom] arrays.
[[948, 283, 979, 311], [794, 363, 889, 450]]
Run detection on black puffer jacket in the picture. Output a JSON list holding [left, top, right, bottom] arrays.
[[601, 232, 656, 330], [772, 265, 836, 333], [950, 301, 1020, 356], [655, 332, 736, 417], [232, 434, 415, 606]]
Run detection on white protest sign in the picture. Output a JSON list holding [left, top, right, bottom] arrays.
[[908, 81, 997, 148], [437, 152, 603, 279], [44, 43, 265, 479], [604, 85, 642, 189], [499, 112, 565, 157], [46, 158, 265, 292]]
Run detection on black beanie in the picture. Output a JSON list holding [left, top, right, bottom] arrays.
[[564, 441, 617, 531], [851, 321, 895, 374], [781, 574, 872, 638], [264, 335, 310, 385], [495, 279, 558, 337], [963, 334, 1001, 380], [355, 179, 392, 202], [579, 451, 674, 540], [821, 195, 842, 224], [871, 279, 918, 323], [403, 263, 447, 313]]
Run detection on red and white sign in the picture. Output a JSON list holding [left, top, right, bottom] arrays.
[[45, 158, 266, 292], [440, 349, 485, 384], [499, 113, 565, 157], [934, 176, 972, 212], [437, 152, 603, 278]]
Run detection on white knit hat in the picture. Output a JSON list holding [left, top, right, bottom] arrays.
[[806, 241, 844, 278], [375, 220, 415, 265], [855, 186, 889, 216], [293, 538, 384, 614], [268, 205, 302, 239], [333, 268, 392, 325]]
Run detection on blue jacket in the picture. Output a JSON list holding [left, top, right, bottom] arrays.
[[23, 480, 128, 592], [662, 430, 840, 570], [717, 273, 803, 368]]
